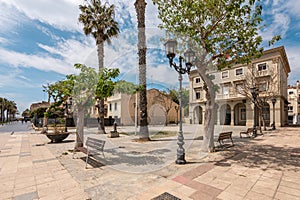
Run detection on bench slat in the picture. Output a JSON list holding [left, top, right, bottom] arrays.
[[73, 137, 105, 168], [217, 131, 234, 147]]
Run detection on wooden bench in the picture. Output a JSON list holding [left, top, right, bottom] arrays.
[[240, 128, 254, 138], [73, 137, 105, 168], [217, 131, 234, 147]]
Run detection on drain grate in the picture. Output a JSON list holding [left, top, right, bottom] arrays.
[[151, 192, 181, 200]]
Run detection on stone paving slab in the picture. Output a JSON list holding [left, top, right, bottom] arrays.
[[1, 125, 300, 199], [0, 132, 88, 200]]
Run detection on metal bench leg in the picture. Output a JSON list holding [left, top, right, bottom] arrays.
[[230, 138, 234, 146], [85, 148, 89, 169], [85, 154, 89, 169]]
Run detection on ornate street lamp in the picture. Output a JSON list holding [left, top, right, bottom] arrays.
[[271, 97, 276, 130], [165, 39, 195, 165], [250, 86, 258, 137]]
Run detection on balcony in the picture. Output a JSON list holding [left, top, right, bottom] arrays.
[[257, 69, 271, 77]]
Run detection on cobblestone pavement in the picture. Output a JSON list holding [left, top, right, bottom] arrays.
[[0, 124, 299, 199]]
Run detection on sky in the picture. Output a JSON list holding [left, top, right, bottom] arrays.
[[0, 0, 300, 115]]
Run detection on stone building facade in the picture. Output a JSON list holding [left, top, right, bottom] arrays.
[[90, 89, 179, 126], [287, 81, 300, 125], [189, 46, 291, 127]]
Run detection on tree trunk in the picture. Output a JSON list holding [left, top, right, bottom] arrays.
[[75, 105, 84, 148], [97, 33, 106, 134], [43, 116, 48, 127], [6, 109, 9, 123], [135, 0, 149, 140], [99, 100, 106, 134], [196, 68, 216, 152]]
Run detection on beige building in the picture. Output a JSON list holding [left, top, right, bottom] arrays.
[[189, 46, 291, 127], [287, 81, 300, 124], [104, 89, 179, 126]]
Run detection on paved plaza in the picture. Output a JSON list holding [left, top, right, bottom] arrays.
[[0, 122, 299, 199]]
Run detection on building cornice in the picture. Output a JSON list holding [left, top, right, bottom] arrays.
[[189, 46, 291, 76]]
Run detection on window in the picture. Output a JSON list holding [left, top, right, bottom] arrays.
[[236, 68, 243, 76], [258, 63, 267, 71], [195, 78, 201, 83], [262, 106, 270, 120], [289, 91, 294, 95], [114, 103, 117, 111], [241, 108, 246, 120], [259, 81, 267, 92], [222, 71, 229, 79], [223, 85, 229, 95], [109, 103, 112, 111], [196, 92, 201, 99], [236, 83, 243, 94], [288, 106, 293, 111]]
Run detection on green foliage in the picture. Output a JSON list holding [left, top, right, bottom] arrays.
[[72, 63, 98, 107], [169, 89, 179, 104], [22, 109, 30, 117], [169, 88, 189, 116], [153, 0, 279, 68], [43, 78, 74, 104], [29, 107, 48, 118], [95, 68, 120, 100], [114, 80, 140, 94], [78, 0, 119, 44]]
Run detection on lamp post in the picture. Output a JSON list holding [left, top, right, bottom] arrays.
[[165, 39, 194, 165], [271, 97, 276, 130], [250, 86, 258, 137]]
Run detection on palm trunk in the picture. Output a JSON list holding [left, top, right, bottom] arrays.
[[97, 34, 106, 134], [6, 109, 9, 123], [135, 0, 149, 140], [75, 105, 84, 148]]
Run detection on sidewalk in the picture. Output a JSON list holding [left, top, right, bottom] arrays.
[[0, 130, 88, 200], [0, 125, 299, 199]]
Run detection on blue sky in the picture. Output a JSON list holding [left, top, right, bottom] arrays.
[[0, 0, 299, 115]]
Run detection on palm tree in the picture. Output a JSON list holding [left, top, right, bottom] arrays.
[[0, 97, 4, 123], [79, 0, 119, 134], [1, 98, 8, 123], [6, 101, 17, 122], [135, 0, 149, 140]]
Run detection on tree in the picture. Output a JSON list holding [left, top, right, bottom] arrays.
[[72, 64, 98, 147], [153, 0, 280, 152], [114, 80, 140, 95], [237, 65, 278, 131], [22, 109, 30, 117], [170, 88, 189, 116], [152, 90, 178, 126], [135, 0, 149, 140], [71, 64, 119, 147], [0, 97, 8, 123], [79, 0, 119, 134], [95, 68, 120, 134], [42, 77, 74, 127]]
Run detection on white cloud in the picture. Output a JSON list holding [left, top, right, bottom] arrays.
[[261, 13, 290, 41], [0, 2, 26, 32], [0, 37, 9, 44], [286, 46, 300, 83], [285, 1, 300, 18], [0, 48, 74, 74], [2, 0, 83, 32]]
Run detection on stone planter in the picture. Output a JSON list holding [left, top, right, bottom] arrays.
[[46, 133, 69, 143]]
